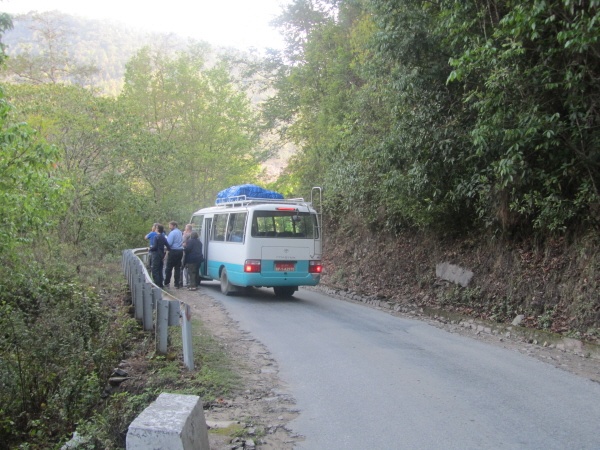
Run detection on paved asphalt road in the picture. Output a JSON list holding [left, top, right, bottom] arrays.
[[198, 282, 600, 450]]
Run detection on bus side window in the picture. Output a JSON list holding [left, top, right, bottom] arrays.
[[227, 212, 247, 242], [191, 215, 203, 235], [212, 214, 227, 241]]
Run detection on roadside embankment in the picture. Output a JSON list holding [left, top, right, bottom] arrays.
[[321, 220, 600, 345]]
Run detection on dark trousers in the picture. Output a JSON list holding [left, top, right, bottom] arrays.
[[186, 262, 200, 287], [150, 253, 164, 287], [164, 249, 184, 287]]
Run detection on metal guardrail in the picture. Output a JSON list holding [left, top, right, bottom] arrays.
[[122, 248, 194, 371]]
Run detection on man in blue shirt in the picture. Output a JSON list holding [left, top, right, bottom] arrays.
[[148, 224, 170, 288], [144, 223, 163, 270], [164, 221, 184, 288]]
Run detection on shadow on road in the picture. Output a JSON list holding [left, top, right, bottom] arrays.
[[198, 281, 304, 304]]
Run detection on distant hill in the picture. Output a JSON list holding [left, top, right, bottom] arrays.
[[2, 11, 195, 95]]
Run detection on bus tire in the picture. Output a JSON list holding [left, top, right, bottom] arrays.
[[220, 268, 235, 296], [274, 286, 296, 297]]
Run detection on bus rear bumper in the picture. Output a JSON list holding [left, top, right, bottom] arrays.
[[231, 271, 320, 287]]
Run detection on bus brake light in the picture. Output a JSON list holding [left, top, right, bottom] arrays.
[[276, 207, 296, 211], [308, 260, 322, 273], [244, 259, 261, 273]]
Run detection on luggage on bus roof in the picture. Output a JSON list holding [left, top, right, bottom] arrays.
[[216, 184, 284, 203]]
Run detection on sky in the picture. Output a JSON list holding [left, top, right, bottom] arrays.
[[0, 0, 290, 51]]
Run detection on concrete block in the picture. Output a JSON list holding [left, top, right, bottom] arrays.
[[436, 262, 474, 287], [126, 393, 209, 450], [562, 338, 583, 353]]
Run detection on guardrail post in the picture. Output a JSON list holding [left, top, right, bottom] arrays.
[[181, 303, 195, 371], [134, 275, 143, 320], [122, 248, 195, 371], [139, 282, 150, 325], [156, 298, 169, 355], [168, 301, 180, 327], [124, 252, 131, 289], [152, 287, 158, 309], [131, 269, 136, 302], [127, 252, 134, 281]]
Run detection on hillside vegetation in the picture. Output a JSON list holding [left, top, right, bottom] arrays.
[[0, 10, 268, 449]]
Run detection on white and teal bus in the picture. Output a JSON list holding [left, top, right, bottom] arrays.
[[190, 189, 322, 296]]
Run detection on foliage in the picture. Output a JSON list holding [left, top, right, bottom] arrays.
[[445, 0, 600, 232], [0, 263, 133, 448], [119, 44, 264, 214], [4, 41, 265, 254], [5, 83, 147, 253], [267, 0, 600, 238], [0, 86, 67, 256], [0, 11, 12, 65], [73, 318, 240, 449], [3, 11, 99, 86]]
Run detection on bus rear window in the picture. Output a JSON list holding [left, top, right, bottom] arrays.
[[251, 211, 318, 238]]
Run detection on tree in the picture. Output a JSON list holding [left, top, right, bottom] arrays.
[[6, 82, 177, 252], [119, 44, 263, 215], [0, 12, 12, 65], [265, 0, 365, 199], [0, 86, 66, 256], [3, 11, 98, 85], [446, 0, 600, 232], [268, 0, 600, 237]]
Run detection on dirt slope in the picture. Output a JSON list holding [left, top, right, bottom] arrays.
[[321, 221, 600, 343]]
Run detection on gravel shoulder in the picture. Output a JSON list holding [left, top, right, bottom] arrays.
[[178, 288, 304, 450]]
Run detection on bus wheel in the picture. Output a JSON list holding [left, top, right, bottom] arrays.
[[274, 286, 296, 297], [220, 268, 235, 296]]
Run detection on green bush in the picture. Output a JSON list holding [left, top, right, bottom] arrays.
[[0, 264, 132, 448]]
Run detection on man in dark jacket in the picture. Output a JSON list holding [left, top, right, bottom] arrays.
[[183, 231, 204, 290], [149, 224, 170, 288]]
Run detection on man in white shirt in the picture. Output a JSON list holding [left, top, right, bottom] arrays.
[[164, 221, 184, 288]]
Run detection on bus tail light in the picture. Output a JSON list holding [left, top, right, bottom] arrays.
[[244, 259, 261, 273], [308, 260, 322, 273]]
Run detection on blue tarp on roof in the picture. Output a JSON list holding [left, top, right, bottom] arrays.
[[216, 184, 284, 203]]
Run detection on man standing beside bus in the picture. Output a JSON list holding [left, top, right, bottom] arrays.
[[182, 223, 193, 287], [144, 223, 161, 270], [164, 221, 184, 289], [148, 224, 170, 288]]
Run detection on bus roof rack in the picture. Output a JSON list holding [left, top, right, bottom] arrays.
[[214, 195, 309, 208]]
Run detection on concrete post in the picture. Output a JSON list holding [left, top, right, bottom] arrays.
[[126, 393, 209, 449], [125, 252, 131, 287]]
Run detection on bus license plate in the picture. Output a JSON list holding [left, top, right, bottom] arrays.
[[275, 262, 296, 272]]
